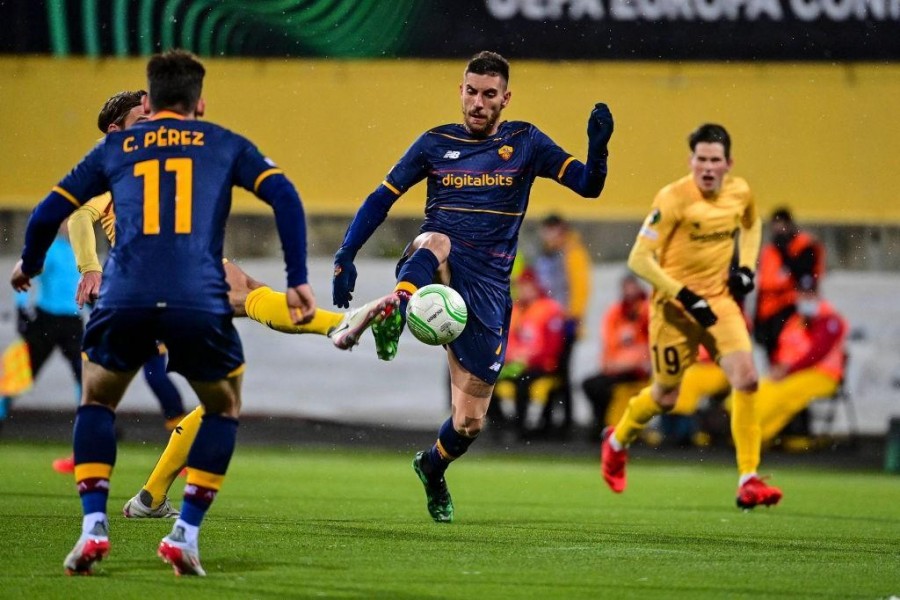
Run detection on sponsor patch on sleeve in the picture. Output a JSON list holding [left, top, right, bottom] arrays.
[[638, 208, 661, 240]]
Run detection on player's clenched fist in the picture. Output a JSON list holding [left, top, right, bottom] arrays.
[[587, 102, 614, 153], [332, 247, 357, 308], [676, 286, 718, 328]]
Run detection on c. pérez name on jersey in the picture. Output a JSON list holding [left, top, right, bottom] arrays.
[[121, 126, 205, 153]]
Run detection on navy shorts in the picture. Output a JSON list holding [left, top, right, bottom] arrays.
[[83, 307, 244, 381], [397, 246, 512, 385]]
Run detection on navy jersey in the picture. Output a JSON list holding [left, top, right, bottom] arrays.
[[384, 121, 573, 327], [44, 112, 305, 313]]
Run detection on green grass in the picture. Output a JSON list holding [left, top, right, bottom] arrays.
[[1, 441, 898, 599]]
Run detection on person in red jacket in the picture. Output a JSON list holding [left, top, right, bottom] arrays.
[[494, 268, 567, 435], [581, 274, 650, 435], [754, 208, 825, 362], [752, 283, 847, 444]]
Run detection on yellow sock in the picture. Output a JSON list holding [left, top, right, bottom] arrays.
[[730, 389, 761, 476], [245, 286, 342, 335], [613, 386, 662, 447], [144, 406, 203, 507]]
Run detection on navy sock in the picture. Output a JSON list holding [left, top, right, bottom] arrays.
[[182, 413, 239, 527], [73, 404, 117, 515], [425, 417, 477, 477], [397, 248, 440, 313], [142, 352, 185, 420]]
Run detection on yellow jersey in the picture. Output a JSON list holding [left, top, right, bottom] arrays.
[[68, 192, 116, 273], [630, 174, 760, 300]]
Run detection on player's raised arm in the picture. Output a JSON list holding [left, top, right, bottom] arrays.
[[535, 103, 613, 198]]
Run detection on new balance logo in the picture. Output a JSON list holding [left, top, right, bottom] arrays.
[[443, 150, 461, 159], [489, 362, 502, 372]]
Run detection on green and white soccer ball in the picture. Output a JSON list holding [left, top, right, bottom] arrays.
[[406, 284, 468, 346]]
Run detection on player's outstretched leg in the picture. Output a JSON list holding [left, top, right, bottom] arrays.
[[329, 294, 400, 350]]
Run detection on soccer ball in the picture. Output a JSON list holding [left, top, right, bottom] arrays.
[[405, 284, 467, 346]]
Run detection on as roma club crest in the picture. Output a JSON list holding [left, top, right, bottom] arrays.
[[498, 145, 514, 161]]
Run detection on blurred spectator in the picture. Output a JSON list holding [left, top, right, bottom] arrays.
[[751, 283, 847, 447], [581, 274, 650, 436], [0, 224, 83, 422], [533, 214, 592, 433], [754, 208, 825, 362], [493, 268, 567, 437]]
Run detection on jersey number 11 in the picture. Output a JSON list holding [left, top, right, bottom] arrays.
[[134, 158, 193, 235]]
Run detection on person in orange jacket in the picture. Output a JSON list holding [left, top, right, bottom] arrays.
[[754, 208, 825, 362], [581, 274, 651, 434], [494, 268, 567, 435], [752, 283, 847, 444]]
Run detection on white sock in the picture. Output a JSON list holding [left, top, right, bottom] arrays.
[[171, 519, 200, 546], [739, 473, 758, 487], [608, 434, 624, 452], [82, 512, 108, 537]]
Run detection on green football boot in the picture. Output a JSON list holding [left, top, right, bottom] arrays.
[[370, 294, 405, 361], [412, 451, 454, 523]]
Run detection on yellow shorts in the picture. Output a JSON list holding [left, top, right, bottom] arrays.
[[649, 294, 751, 388]]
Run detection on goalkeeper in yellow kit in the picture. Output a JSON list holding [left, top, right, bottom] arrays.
[[599, 124, 783, 509], [69, 90, 396, 518]]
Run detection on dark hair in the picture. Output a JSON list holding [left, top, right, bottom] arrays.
[[146, 49, 205, 114], [688, 123, 731, 159], [541, 214, 565, 228], [97, 90, 146, 133], [465, 51, 510, 85], [770, 207, 794, 223]]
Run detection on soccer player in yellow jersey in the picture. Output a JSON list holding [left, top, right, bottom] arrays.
[[68, 90, 396, 518], [599, 124, 783, 509]]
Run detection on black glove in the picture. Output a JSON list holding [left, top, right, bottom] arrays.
[[728, 266, 755, 301], [676, 287, 718, 328], [587, 102, 614, 156], [332, 247, 357, 309]]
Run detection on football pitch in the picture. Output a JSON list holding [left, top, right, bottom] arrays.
[[1, 442, 897, 599]]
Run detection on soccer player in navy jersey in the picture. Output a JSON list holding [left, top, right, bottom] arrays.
[[332, 51, 614, 522], [11, 50, 315, 576]]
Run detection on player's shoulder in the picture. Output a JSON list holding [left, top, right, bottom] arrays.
[[724, 174, 752, 196], [655, 174, 694, 206]]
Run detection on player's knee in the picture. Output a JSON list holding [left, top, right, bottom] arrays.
[[412, 232, 451, 262], [653, 385, 680, 411]]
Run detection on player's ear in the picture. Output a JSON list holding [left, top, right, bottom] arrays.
[[501, 89, 511, 108], [141, 94, 150, 114], [195, 98, 205, 118]]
